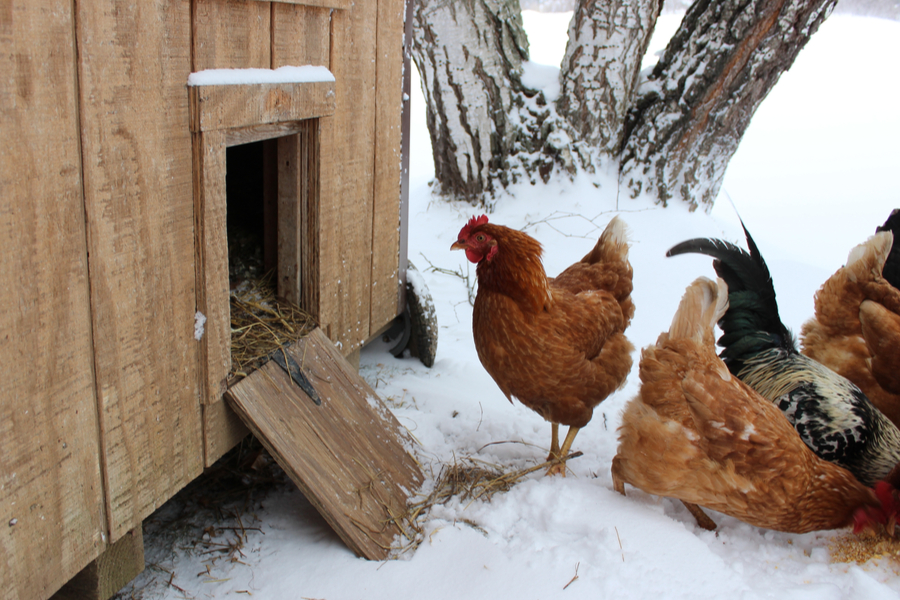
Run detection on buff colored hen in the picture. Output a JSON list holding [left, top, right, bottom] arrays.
[[613, 277, 887, 534], [801, 219, 900, 430]]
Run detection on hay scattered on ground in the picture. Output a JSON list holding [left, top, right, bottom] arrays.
[[829, 529, 900, 568], [229, 273, 317, 384], [113, 439, 291, 599], [389, 451, 581, 556]]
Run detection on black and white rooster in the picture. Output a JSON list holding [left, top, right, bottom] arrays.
[[667, 223, 900, 487]]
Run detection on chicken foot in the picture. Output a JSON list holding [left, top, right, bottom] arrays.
[[546, 424, 580, 477], [611, 458, 717, 530], [682, 502, 717, 531]]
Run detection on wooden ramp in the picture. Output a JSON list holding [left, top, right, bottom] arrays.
[[225, 328, 423, 560]]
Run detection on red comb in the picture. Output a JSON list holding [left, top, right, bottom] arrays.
[[459, 215, 489, 238]]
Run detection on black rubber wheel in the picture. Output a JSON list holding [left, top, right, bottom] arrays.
[[402, 261, 438, 367]]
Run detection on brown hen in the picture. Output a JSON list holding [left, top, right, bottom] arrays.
[[801, 228, 900, 429], [613, 277, 887, 534], [451, 215, 634, 476]]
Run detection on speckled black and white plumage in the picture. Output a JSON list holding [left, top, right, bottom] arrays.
[[668, 223, 900, 487], [738, 347, 900, 486]]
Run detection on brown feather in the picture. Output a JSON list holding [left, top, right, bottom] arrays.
[[801, 231, 900, 428], [614, 277, 879, 533]]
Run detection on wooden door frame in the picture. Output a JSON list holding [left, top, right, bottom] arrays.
[[190, 80, 335, 465]]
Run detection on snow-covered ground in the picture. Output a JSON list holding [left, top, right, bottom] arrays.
[[120, 12, 900, 600]]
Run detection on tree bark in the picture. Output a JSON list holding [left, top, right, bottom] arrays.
[[618, 0, 838, 211], [411, 0, 542, 201], [557, 0, 662, 158]]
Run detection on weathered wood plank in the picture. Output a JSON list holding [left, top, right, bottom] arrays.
[[202, 398, 251, 468], [262, 0, 349, 10], [192, 0, 271, 71], [272, 3, 332, 68], [0, 2, 106, 598], [77, 0, 203, 541], [301, 117, 332, 323], [224, 121, 310, 147], [370, 0, 406, 332], [316, 6, 378, 355], [276, 133, 304, 304], [225, 328, 423, 560], [270, 4, 332, 332], [193, 129, 230, 406], [189, 80, 335, 132], [397, 0, 415, 312]]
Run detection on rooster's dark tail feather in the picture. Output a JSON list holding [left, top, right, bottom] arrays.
[[666, 223, 795, 374]]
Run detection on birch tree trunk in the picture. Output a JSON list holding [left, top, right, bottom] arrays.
[[411, 0, 546, 201], [557, 0, 662, 158], [618, 0, 838, 210], [412, 0, 837, 210]]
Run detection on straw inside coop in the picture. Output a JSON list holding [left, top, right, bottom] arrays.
[[228, 273, 316, 384]]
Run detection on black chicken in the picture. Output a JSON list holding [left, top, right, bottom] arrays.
[[667, 223, 900, 487]]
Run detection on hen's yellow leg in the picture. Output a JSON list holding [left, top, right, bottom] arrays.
[[546, 426, 580, 477], [548, 422, 560, 462]]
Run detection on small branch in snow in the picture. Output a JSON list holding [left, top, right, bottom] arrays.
[[475, 439, 543, 454], [563, 562, 580, 590], [165, 571, 191, 597], [615, 526, 624, 562], [521, 207, 661, 239]]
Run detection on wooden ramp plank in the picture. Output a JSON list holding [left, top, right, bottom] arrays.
[[225, 328, 422, 559]]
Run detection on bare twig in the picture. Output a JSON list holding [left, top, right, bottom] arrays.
[[615, 526, 624, 562], [418, 252, 476, 306], [563, 562, 580, 590], [521, 208, 659, 239], [476, 402, 483, 432]]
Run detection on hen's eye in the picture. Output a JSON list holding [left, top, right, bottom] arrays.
[[476, 234, 486, 242]]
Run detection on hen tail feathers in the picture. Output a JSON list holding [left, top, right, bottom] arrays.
[[666, 223, 795, 371], [667, 277, 729, 345], [846, 230, 893, 283], [583, 215, 630, 265]]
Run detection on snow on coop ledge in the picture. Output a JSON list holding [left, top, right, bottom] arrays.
[[188, 66, 336, 133], [187, 65, 335, 86]]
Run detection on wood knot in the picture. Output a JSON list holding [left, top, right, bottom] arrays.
[[266, 88, 291, 112]]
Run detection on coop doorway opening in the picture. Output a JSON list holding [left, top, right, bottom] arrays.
[[226, 139, 275, 288], [225, 135, 316, 385]]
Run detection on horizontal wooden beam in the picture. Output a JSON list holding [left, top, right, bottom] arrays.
[[258, 0, 350, 9], [190, 81, 335, 133], [225, 121, 310, 147]]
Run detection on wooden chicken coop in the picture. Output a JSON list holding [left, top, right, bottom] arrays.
[[0, 1, 425, 599]]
